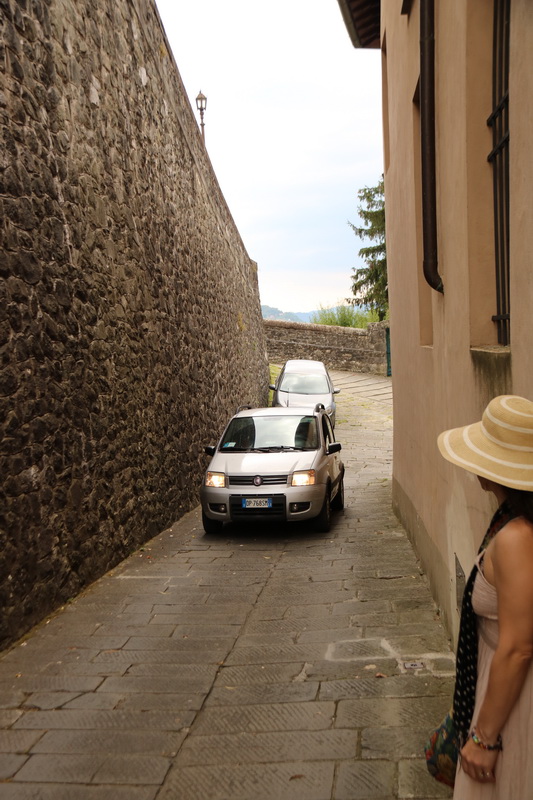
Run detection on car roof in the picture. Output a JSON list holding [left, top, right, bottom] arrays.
[[233, 406, 324, 420], [282, 359, 328, 373]]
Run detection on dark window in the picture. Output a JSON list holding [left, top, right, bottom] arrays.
[[487, 0, 511, 345]]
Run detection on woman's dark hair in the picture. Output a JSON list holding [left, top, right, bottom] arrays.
[[505, 488, 533, 525]]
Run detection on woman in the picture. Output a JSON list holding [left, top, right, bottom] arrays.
[[437, 395, 533, 798]]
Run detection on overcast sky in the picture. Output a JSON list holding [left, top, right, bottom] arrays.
[[154, 0, 383, 313]]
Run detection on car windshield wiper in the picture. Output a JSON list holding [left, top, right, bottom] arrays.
[[251, 445, 298, 452]]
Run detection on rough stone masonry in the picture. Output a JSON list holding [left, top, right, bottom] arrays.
[[0, 0, 269, 648], [264, 319, 389, 376]]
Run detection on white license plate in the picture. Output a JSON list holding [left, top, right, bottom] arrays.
[[242, 498, 272, 509]]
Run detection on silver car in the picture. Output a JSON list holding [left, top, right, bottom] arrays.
[[200, 405, 344, 535], [269, 359, 340, 426]]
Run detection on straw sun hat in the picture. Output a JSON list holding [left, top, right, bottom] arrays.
[[437, 395, 533, 491]]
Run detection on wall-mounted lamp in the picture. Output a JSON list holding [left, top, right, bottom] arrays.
[[195, 91, 207, 143]]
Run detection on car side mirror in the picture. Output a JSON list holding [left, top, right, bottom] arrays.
[[269, 384, 276, 391], [333, 388, 340, 394], [327, 442, 342, 454], [204, 445, 216, 456]]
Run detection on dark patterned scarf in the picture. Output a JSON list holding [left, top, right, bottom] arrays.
[[452, 500, 516, 744]]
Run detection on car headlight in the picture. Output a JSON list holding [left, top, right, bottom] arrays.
[[291, 469, 316, 486], [205, 471, 226, 488]]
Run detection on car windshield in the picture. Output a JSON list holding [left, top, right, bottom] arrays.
[[220, 415, 319, 452], [278, 373, 330, 394]]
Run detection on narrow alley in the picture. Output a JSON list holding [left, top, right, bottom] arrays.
[[0, 376, 454, 799]]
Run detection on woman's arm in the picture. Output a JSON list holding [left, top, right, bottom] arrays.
[[459, 518, 533, 782]]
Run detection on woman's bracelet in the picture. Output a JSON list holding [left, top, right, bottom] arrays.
[[470, 727, 503, 751]]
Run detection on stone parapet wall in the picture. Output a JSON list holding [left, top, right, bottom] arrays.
[[0, 0, 268, 648], [263, 319, 388, 375], [264, 319, 388, 375]]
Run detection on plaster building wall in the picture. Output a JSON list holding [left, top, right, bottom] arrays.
[[376, 0, 533, 640], [0, 0, 268, 648], [264, 319, 388, 375]]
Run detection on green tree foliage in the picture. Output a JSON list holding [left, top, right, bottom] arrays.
[[348, 176, 388, 321], [310, 305, 379, 328]]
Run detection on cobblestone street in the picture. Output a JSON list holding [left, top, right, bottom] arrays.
[[0, 375, 454, 799]]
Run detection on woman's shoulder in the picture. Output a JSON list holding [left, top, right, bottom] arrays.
[[500, 514, 533, 535], [492, 516, 533, 559]]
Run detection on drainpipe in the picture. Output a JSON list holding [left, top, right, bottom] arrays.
[[420, 0, 444, 293]]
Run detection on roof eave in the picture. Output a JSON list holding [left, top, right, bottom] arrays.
[[336, 0, 381, 49]]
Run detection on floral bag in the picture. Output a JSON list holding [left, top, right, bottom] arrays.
[[424, 711, 460, 788]]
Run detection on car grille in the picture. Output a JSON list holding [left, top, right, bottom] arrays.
[[229, 494, 286, 520], [229, 475, 288, 486]]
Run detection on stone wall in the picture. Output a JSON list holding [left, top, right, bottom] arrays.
[[264, 319, 389, 375], [0, 0, 269, 648]]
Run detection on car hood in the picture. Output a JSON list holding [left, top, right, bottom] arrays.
[[277, 391, 333, 409], [209, 450, 317, 474]]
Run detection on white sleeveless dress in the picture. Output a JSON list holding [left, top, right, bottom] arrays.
[[453, 553, 533, 798]]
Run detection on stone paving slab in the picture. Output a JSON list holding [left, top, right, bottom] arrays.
[[243, 615, 355, 634], [80, 694, 200, 714], [225, 643, 329, 665], [30, 729, 185, 755], [158, 762, 336, 800], [175, 729, 358, 767], [0, 787, 158, 800], [205, 682, 320, 707], [32, 662, 129, 678], [60, 693, 130, 711], [399, 758, 454, 798], [20, 691, 83, 710], [125, 662, 218, 679], [233, 631, 310, 648], [0, 676, 104, 693], [14, 753, 171, 784], [335, 696, 451, 729], [362, 726, 436, 759], [12, 709, 187, 731], [0, 753, 28, 781], [0, 730, 45, 752], [191, 701, 336, 734], [318, 674, 454, 700], [150, 606, 250, 622], [90, 648, 227, 665], [304, 658, 402, 680], [335, 759, 397, 799], [332, 599, 393, 615], [96, 675, 211, 694], [0, 373, 454, 799], [213, 663, 310, 685]]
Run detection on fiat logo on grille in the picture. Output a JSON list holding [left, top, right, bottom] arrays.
[[253, 475, 263, 486]]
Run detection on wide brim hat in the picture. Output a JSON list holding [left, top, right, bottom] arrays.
[[437, 395, 533, 491]]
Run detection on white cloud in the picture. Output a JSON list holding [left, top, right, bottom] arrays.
[[155, 0, 383, 312]]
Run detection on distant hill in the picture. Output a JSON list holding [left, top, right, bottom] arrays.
[[261, 305, 314, 323]]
